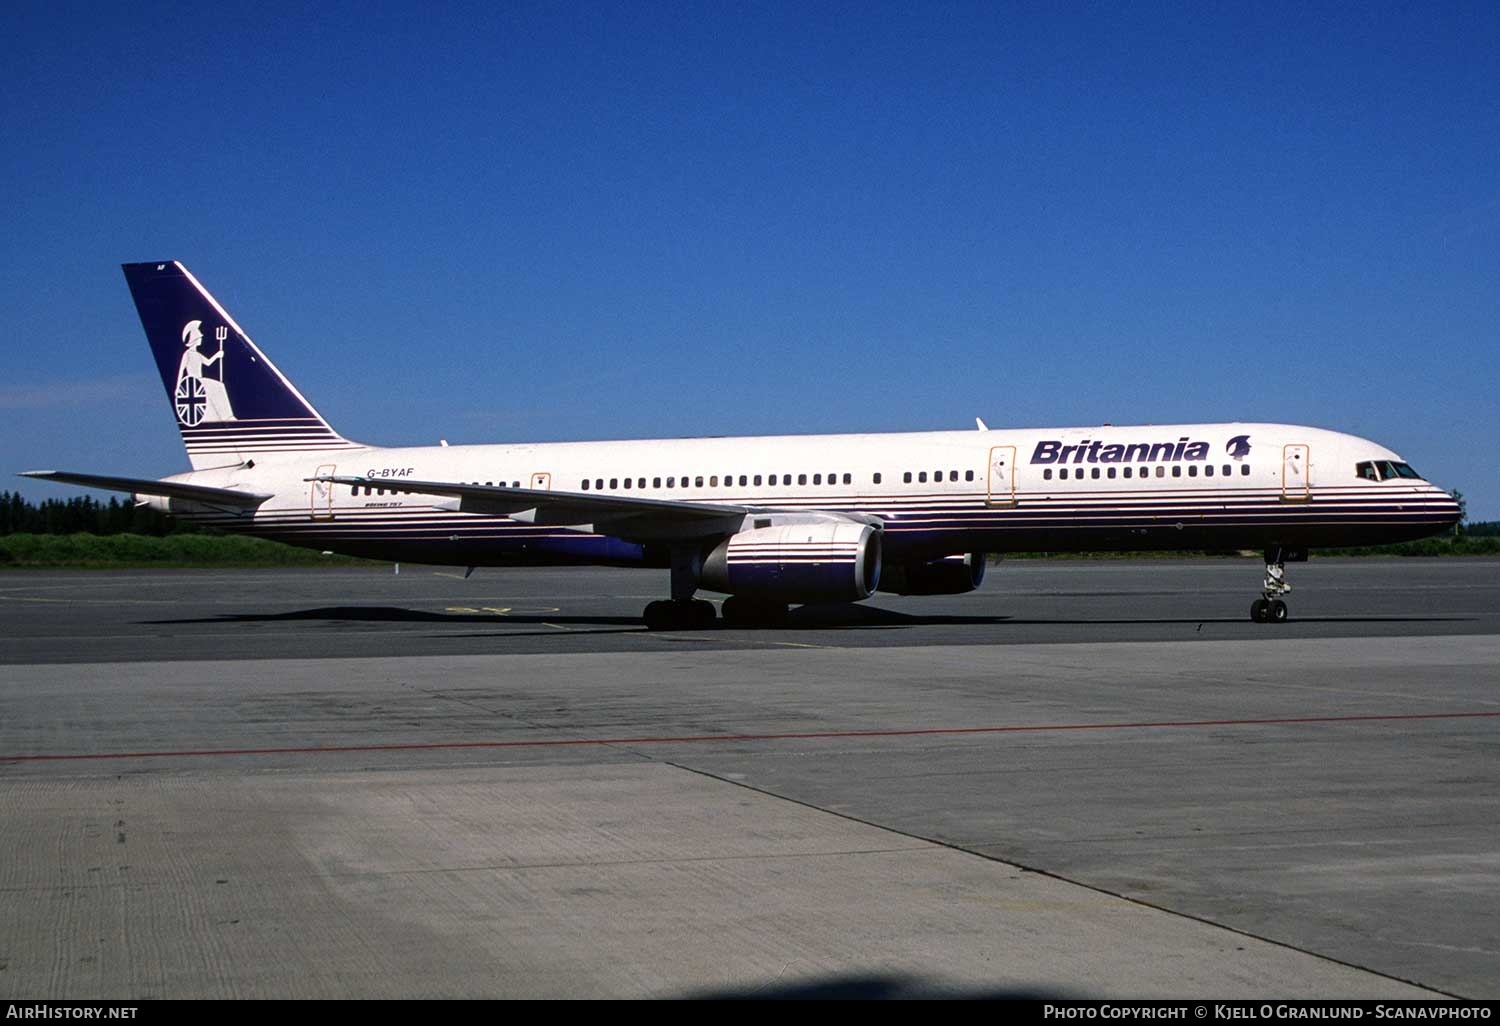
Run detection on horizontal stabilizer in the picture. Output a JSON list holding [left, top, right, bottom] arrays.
[[20, 470, 272, 506]]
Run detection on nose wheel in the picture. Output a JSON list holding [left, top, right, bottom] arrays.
[[1250, 548, 1293, 623], [1251, 597, 1288, 623]]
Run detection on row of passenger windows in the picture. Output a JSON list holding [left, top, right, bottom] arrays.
[[353, 479, 522, 496], [902, 470, 976, 484], [583, 472, 856, 491], [579, 469, 992, 491], [358, 464, 1254, 497], [1043, 463, 1251, 481]]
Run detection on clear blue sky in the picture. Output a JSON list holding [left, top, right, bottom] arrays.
[[4, 2, 1498, 518]]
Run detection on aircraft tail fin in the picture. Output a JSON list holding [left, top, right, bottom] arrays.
[[121, 261, 361, 470]]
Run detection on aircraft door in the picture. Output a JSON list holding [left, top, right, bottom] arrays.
[[311, 463, 337, 519], [986, 445, 1017, 506], [530, 472, 551, 491], [1281, 444, 1310, 501]]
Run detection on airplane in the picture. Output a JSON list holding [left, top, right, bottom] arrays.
[[22, 261, 1462, 628]]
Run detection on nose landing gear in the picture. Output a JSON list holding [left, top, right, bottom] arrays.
[[1250, 547, 1299, 623]]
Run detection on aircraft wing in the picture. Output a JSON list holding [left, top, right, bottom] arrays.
[[21, 470, 273, 506], [313, 474, 757, 539]]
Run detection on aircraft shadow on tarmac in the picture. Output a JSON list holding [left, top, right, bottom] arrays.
[[680, 972, 1065, 999], [142, 604, 1009, 632], [142, 604, 1462, 632]]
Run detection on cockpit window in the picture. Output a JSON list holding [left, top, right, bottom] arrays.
[[1357, 460, 1422, 481]]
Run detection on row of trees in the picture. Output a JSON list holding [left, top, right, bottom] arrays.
[[0, 492, 187, 536]]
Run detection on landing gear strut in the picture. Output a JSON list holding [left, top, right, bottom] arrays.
[[1250, 547, 1293, 623], [642, 544, 718, 630]]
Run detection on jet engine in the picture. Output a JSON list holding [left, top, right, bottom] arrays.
[[876, 553, 987, 595], [701, 519, 882, 603]]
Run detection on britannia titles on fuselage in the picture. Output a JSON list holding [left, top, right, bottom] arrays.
[[1030, 437, 1215, 465]]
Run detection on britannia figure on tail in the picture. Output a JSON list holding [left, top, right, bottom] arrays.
[[174, 320, 236, 425]]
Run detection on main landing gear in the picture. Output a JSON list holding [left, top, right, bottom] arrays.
[[640, 544, 792, 629], [1250, 547, 1294, 623], [642, 544, 719, 630]]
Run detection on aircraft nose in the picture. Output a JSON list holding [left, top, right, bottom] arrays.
[[1439, 487, 1464, 525]]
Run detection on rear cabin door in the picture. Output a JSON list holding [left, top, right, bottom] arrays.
[[310, 464, 337, 519], [1281, 444, 1310, 501], [986, 445, 1017, 506]]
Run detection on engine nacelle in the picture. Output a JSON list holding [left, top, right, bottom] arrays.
[[702, 520, 882, 603], [876, 553, 987, 596]]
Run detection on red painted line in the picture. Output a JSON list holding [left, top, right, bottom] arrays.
[[3, 711, 1497, 764]]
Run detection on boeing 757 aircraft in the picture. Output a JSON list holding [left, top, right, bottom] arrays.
[[23, 262, 1461, 627]]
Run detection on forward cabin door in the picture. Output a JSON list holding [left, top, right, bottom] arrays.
[[311, 463, 336, 519], [1281, 444, 1310, 501], [986, 445, 1017, 506]]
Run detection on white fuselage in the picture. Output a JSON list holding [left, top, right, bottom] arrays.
[[157, 421, 1459, 569]]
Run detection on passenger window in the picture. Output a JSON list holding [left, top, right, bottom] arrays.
[[610, 478, 618, 489], [783, 474, 792, 485], [1044, 468, 1053, 480], [798, 474, 807, 485], [695, 476, 704, 487], [873, 473, 882, 484], [1059, 468, 1068, 480], [949, 471, 958, 482], [666, 477, 675, 488], [1172, 466, 1182, 478], [581, 480, 590, 490], [919, 472, 928, 483], [1091, 468, 1100, 479], [653, 477, 661, 488], [1240, 465, 1249, 476], [812, 474, 821, 485], [1156, 466, 1165, 478], [1107, 467, 1116, 479], [1123, 467, 1132, 479], [1188, 465, 1197, 477], [965, 470, 974, 482], [843, 473, 851, 484], [903, 472, 912, 483], [738, 475, 747, 486], [639, 478, 646, 488], [754, 475, 762, 486], [1205, 465, 1214, 477]]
